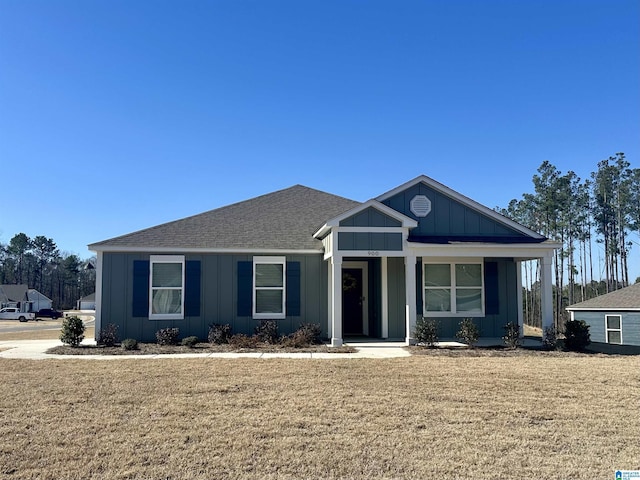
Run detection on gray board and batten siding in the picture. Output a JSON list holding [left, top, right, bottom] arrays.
[[100, 252, 327, 343], [573, 311, 640, 346], [380, 182, 533, 242], [338, 206, 404, 251], [413, 257, 519, 339]]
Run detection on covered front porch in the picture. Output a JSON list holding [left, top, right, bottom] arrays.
[[312, 177, 559, 348], [325, 246, 556, 347]]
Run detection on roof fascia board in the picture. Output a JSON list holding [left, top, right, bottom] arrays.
[[89, 246, 323, 254], [566, 307, 640, 311], [406, 241, 560, 259], [376, 175, 545, 240]]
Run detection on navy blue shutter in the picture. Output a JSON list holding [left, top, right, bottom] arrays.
[[184, 260, 201, 317], [484, 261, 499, 315], [132, 260, 150, 317], [415, 259, 423, 316], [286, 261, 301, 317], [237, 261, 253, 317]]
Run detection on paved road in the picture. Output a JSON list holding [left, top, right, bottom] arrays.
[[0, 316, 94, 334]]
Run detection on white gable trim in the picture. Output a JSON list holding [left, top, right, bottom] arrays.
[[376, 175, 545, 240], [313, 199, 417, 239]]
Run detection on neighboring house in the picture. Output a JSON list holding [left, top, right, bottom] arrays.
[[0, 285, 52, 311], [566, 283, 640, 347], [77, 292, 96, 310], [27, 289, 53, 311], [89, 175, 559, 345], [0, 284, 29, 308]]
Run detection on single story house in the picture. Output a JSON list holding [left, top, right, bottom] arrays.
[[566, 283, 640, 346], [0, 285, 52, 311], [77, 292, 96, 311], [89, 175, 558, 345]]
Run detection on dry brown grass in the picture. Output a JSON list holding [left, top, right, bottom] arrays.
[[523, 323, 543, 337], [1, 355, 638, 479]]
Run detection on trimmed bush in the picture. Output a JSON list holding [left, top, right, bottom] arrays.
[[181, 336, 199, 348], [295, 323, 322, 345], [208, 323, 232, 344], [542, 325, 558, 350], [502, 322, 521, 349], [254, 320, 279, 344], [97, 323, 119, 347], [60, 316, 85, 347], [456, 318, 479, 348], [121, 338, 138, 350], [564, 319, 591, 351], [281, 324, 323, 348], [228, 334, 259, 349], [156, 328, 180, 346], [414, 317, 439, 347]]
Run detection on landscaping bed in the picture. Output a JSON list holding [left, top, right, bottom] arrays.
[[47, 342, 356, 355]]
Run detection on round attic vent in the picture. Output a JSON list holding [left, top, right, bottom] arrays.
[[410, 195, 432, 217]]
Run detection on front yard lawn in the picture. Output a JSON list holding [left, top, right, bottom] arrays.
[[1, 355, 638, 479]]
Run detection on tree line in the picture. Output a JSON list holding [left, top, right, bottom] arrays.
[[0, 233, 95, 310], [499, 153, 639, 329]]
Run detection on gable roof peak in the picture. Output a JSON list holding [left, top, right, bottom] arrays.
[[376, 174, 545, 240]]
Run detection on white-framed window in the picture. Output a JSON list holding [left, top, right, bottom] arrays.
[[253, 256, 286, 319], [423, 261, 484, 316], [605, 315, 622, 344], [149, 255, 185, 320]]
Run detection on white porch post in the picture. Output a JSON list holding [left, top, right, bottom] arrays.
[[94, 251, 103, 340], [516, 260, 523, 337], [540, 255, 554, 337], [405, 255, 417, 345], [330, 256, 343, 347], [381, 256, 389, 339]]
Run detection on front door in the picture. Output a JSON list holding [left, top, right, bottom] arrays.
[[342, 262, 368, 335]]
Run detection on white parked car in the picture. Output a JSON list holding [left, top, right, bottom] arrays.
[[0, 307, 35, 322]]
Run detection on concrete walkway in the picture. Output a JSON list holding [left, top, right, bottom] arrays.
[[0, 337, 543, 360], [0, 339, 412, 360]]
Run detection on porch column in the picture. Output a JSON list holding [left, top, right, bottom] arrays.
[[94, 251, 103, 340], [330, 256, 343, 347], [540, 255, 554, 337], [405, 255, 417, 345], [516, 260, 524, 337], [381, 256, 389, 339]]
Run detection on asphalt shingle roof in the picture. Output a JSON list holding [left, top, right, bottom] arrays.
[[89, 185, 360, 251], [566, 282, 640, 310]]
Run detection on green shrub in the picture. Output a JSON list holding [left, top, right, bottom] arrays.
[[254, 320, 279, 344], [181, 336, 199, 348], [60, 316, 85, 347], [208, 323, 232, 344], [121, 338, 138, 350], [542, 325, 558, 350], [156, 327, 180, 346], [456, 318, 479, 348], [502, 322, 521, 349], [97, 323, 119, 347], [414, 317, 439, 347], [228, 334, 259, 349], [564, 319, 591, 351]]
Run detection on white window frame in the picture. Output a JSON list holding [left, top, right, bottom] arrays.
[[253, 256, 286, 319], [149, 255, 185, 320], [605, 314, 622, 344], [423, 259, 485, 317]]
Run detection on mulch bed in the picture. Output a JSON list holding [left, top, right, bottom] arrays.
[[47, 342, 357, 355], [406, 345, 617, 357]]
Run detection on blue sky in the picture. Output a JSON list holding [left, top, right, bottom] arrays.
[[1, 0, 638, 277]]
